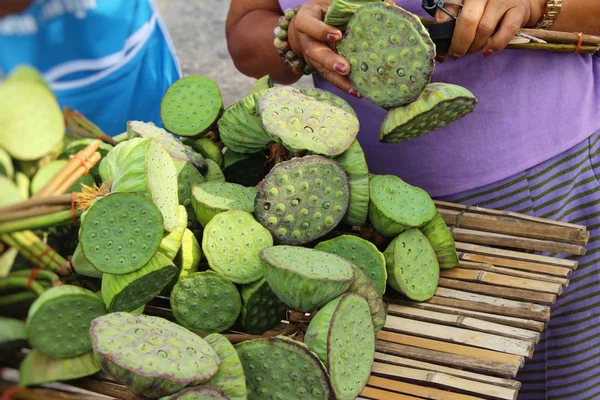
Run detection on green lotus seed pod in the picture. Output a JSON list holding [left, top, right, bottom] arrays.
[[202, 333, 248, 399], [14, 172, 29, 200], [19, 350, 100, 387], [260, 245, 355, 312], [203, 158, 226, 183], [0, 80, 64, 161], [380, 83, 477, 143], [347, 265, 387, 334], [254, 155, 350, 245], [236, 337, 333, 400], [7, 65, 51, 90], [191, 182, 257, 227], [203, 210, 271, 284], [91, 312, 220, 398], [30, 160, 95, 195], [248, 75, 274, 95], [239, 278, 288, 335], [177, 228, 203, 277], [79, 192, 164, 274], [101, 252, 178, 312], [419, 210, 459, 269], [159, 206, 188, 261], [258, 86, 359, 156], [72, 243, 102, 279], [0, 176, 23, 206], [222, 149, 268, 187], [369, 174, 436, 237], [159, 386, 229, 400], [304, 293, 374, 400], [183, 137, 223, 168], [98, 137, 146, 183], [0, 147, 15, 179], [333, 139, 370, 226], [383, 228, 439, 301], [315, 234, 387, 295], [60, 138, 113, 181], [161, 75, 223, 137], [325, 0, 380, 30], [337, 3, 435, 108], [0, 317, 27, 363], [172, 159, 205, 230], [170, 271, 242, 334], [26, 285, 107, 359]]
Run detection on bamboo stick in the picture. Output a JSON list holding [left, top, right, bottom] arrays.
[[458, 253, 571, 277], [438, 277, 556, 304], [519, 28, 600, 46], [440, 268, 562, 295], [386, 304, 540, 343], [374, 352, 521, 389], [457, 260, 570, 287], [0, 194, 72, 214], [384, 315, 534, 357], [53, 152, 101, 196], [368, 375, 485, 400], [0, 205, 70, 223], [371, 362, 517, 400], [360, 386, 422, 400]]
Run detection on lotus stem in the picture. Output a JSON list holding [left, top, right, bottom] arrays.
[[0, 210, 78, 234], [507, 42, 599, 54], [0, 277, 46, 296], [64, 106, 118, 146], [9, 269, 61, 285], [519, 28, 600, 46], [0, 205, 70, 224], [0, 232, 68, 274], [0, 194, 72, 214], [0, 291, 37, 306]]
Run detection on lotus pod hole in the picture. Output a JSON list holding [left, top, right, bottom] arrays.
[[337, 3, 435, 108], [90, 312, 220, 398], [315, 234, 387, 295], [254, 155, 350, 245], [26, 285, 107, 359], [203, 333, 248, 400], [19, 350, 100, 387], [334, 139, 370, 226], [325, 0, 381, 29], [183, 137, 223, 168], [369, 174, 436, 237], [79, 192, 164, 275], [239, 278, 288, 335], [203, 210, 272, 284], [304, 293, 374, 400], [259, 245, 355, 312], [236, 337, 333, 400], [380, 83, 477, 143], [159, 386, 230, 399], [160, 75, 223, 137], [191, 182, 257, 227], [384, 228, 439, 301], [258, 86, 359, 156], [31, 160, 95, 195], [102, 252, 178, 312], [170, 271, 242, 334], [419, 210, 460, 269]]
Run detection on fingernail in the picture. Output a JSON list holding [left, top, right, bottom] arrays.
[[348, 88, 361, 98], [483, 50, 495, 57], [450, 53, 460, 60], [437, 55, 447, 63], [334, 63, 347, 73], [327, 33, 340, 42]]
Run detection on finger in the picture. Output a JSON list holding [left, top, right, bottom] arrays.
[[295, 4, 343, 43], [306, 54, 358, 96], [302, 39, 351, 75], [434, 0, 463, 23], [468, 0, 511, 53], [449, 0, 487, 57], [482, 6, 526, 56]]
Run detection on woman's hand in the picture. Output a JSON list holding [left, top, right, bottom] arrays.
[[435, 0, 546, 59], [287, 0, 360, 97]]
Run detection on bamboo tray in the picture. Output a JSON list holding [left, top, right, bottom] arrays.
[[0, 200, 589, 400]]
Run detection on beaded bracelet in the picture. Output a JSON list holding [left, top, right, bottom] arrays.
[[274, 7, 314, 75]]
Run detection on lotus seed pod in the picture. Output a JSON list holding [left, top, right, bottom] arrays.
[[60, 138, 113, 181], [369, 174, 436, 237], [239, 278, 288, 335], [159, 386, 229, 400], [159, 206, 188, 261], [172, 159, 206, 230], [0, 147, 15, 179], [160, 75, 223, 137], [102, 252, 178, 312], [203, 158, 226, 183], [203, 210, 272, 284], [7, 65, 51, 91], [324, 0, 380, 30], [79, 192, 164, 274], [347, 265, 387, 334], [202, 333, 248, 399], [98, 137, 146, 183], [94, 289, 145, 315], [163, 226, 205, 296], [218, 90, 274, 155], [380, 83, 477, 143], [0, 80, 64, 160], [183, 137, 223, 168], [0, 176, 23, 206], [332, 140, 370, 227], [315, 234, 387, 295], [254, 155, 350, 245], [30, 160, 95, 195], [19, 350, 100, 387], [304, 293, 374, 400], [248, 74, 274, 95], [191, 182, 257, 227], [222, 149, 268, 187], [170, 271, 242, 334], [258, 86, 359, 156], [419, 210, 459, 269], [14, 172, 29, 200], [72, 243, 103, 279], [384, 228, 439, 301], [26, 285, 107, 359], [337, 3, 435, 108], [236, 337, 333, 400], [0, 317, 27, 363], [90, 312, 221, 398], [259, 245, 355, 312]]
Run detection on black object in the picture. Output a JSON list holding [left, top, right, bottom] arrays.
[[427, 19, 456, 54]]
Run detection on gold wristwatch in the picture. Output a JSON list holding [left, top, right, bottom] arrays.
[[534, 0, 562, 30]]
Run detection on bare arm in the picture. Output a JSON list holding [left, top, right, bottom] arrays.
[[549, 0, 600, 36]]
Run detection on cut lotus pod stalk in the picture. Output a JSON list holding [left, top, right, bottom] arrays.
[[170, 271, 242, 334], [19, 349, 101, 387], [380, 83, 477, 143], [102, 252, 178, 312], [236, 336, 333, 400], [239, 277, 288, 335], [203, 210, 272, 284], [369, 174, 436, 237], [191, 182, 257, 227], [26, 285, 107, 359], [183, 137, 223, 168], [304, 293, 375, 400], [334, 139, 370, 226], [203, 158, 226, 183], [63, 106, 118, 146], [384, 227, 439, 301], [158, 205, 188, 261], [325, 0, 381, 30], [91, 312, 221, 398], [202, 333, 248, 400], [254, 155, 350, 245], [161, 75, 224, 137], [419, 209, 460, 268], [0, 317, 28, 363], [260, 245, 355, 312], [337, 3, 435, 108]]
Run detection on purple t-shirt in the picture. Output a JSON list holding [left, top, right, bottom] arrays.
[[278, 0, 600, 197]]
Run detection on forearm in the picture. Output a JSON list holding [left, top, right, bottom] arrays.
[[226, 9, 301, 85], [535, 0, 600, 35]]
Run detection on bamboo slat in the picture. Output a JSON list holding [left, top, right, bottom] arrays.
[[437, 277, 556, 304], [439, 268, 562, 294], [367, 376, 484, 400], [456, 261, 570, 287], [458, 252, 572, 277], [360, 386, 424, 400]]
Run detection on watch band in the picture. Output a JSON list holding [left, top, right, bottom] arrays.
[[534, 0, 562, 30]]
